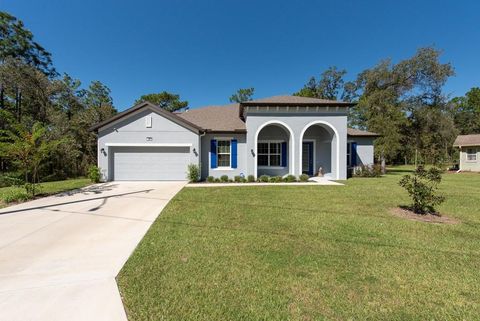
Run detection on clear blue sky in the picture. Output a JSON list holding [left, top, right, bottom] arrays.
[[3, 0, 479, 111]]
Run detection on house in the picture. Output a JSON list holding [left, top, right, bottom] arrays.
[[453, 134, 480, 172], [90, 95, 379, 181]]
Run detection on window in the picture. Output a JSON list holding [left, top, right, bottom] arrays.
[[347, 143, 352, 167], [217, 140, 231, 167], [467, 148, 477, 161], [258, 142, 282, 167]]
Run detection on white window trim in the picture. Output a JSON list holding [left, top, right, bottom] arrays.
[[466, 148, 477, 162], [257, 140, 286, 168], [216, 138, 232, 169]]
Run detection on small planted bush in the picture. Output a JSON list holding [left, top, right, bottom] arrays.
[[234, 175, 242, 183], [187, 164, 200, 182], [299, 174, 310, 182], [284, 174, 297, 182], [399, 166, 445, 214], [220, 175, 229, 182], [214, 178, 221, 183], [353, 164, 382, 177], [258, 175, 270, 183], [270, 176, 283, 183], [206, 176, 215, 183], [247, 175, 255, 183], [239, 177, 247, 183], [88, 165, 101, 183]]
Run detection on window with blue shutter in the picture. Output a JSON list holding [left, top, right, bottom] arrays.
[[281, 142, 287, 167], [210, 139, 217, 168], [231, 139, 238, 168], [351, 142, 358, 167]]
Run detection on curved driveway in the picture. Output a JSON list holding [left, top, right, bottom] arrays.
[[0, 181, 186, 321]]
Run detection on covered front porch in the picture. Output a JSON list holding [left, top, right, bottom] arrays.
[[254, 121, 338, 179]]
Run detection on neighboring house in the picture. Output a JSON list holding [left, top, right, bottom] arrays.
[[91, 95, 379, 181], [453, 134, 480, 172]]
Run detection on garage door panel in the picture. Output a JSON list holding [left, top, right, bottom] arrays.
[[112, 146, 190, 181]]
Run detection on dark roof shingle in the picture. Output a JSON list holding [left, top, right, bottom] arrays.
[[453, 134, 480, 147], [177, 103, 246, 132], [347, 128, 380, 137]]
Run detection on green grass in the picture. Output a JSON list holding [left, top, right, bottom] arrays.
[[0, 178, 91, 207], [118, 168, 480, 321]]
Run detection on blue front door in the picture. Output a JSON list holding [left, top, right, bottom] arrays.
[[302, 141, 314, 176]]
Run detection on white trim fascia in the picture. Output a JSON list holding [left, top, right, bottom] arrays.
[[254, 120, 295, 178], [105, 143, 192, 147], [299, 120, 340, 180]]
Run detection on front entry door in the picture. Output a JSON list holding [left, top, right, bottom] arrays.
[[302, 141, 314, 176]]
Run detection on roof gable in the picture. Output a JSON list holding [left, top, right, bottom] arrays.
[[90, 102, 203, 133]]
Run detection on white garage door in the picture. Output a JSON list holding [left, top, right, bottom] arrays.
[[112, 146, 190, 181]]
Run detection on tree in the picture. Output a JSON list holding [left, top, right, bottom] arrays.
[[348, 47, 455, 165], [399, 166, 445, 214], [449, 87, 480, 135], [0, 11, 55, 76], [135, 91, 188, 112], [294, 67, 347, 100], [229, 88, 255, 103], [0, 121, 62, 195]]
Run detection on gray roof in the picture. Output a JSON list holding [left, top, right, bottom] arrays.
[[177, 103, 246, 132], [242, 95, 355, 106], [347, 128, 380, 137], [453, 134, 480, 147]]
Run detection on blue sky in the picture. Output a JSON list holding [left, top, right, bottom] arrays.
[[3, 0, 479, 111]]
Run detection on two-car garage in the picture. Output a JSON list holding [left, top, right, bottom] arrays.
[[109, 145, 191, 181], [93, 102, 202, 182]]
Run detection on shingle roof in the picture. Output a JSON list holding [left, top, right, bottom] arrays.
[[242, 95, 354, 106], [177, 103, 246, 132], [453, 134, 480, 147], [347, 128, 380, 137]]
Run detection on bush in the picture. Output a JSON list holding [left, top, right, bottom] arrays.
[[258, 175, 270, 182], [88, 165, 101, 183], [2, 189, 31, 203], [299, 174, 310, 182], [247, 175, 255, 183], [353, 164, 382, 177], [206, 176, 215, 183], [284, 174, 297, 182], [234, 175, 242, 183], [270, 176, 283, 183], [187, 164, 200, 182], [214, 178, 221, 183], [239, 177, 247, 183], [399, 166, 445, 214], [220, 175, 229, 182]]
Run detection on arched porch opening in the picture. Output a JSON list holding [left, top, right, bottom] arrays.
[[254, 121, 294, 178], [299, 121, 338, 179]]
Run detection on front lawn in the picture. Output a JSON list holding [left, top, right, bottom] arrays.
[[0, 178, 91, 207], [118, 168, 480, 321]]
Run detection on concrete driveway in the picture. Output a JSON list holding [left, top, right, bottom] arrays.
[[0, 181, 186, 321]]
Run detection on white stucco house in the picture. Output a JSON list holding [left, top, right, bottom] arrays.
[[453, 134, 480, 172], [90, 95, 379, 181]]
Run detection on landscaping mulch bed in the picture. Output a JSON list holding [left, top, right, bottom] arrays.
[[390, 207, 459, 224]]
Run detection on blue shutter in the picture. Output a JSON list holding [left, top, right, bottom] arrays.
[[210, 139, 217, 168], [231, 139, 238, 168], [351, 142, 358, 167], [281, 142, 287, 167]]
